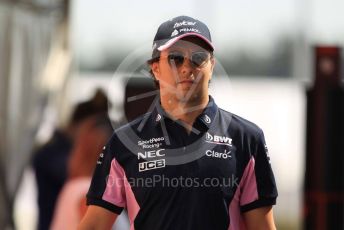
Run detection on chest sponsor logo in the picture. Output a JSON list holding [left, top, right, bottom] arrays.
[[205, 149, 231, 159], [138, 137, 164, 149], [205, 132, 232, 146], [139, 159, 165, 172], [137, 149, 165, 159]]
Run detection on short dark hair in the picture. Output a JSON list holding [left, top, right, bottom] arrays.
[[146, 50, 161, 88]]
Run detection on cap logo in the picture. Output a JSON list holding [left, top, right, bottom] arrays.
[[171, 29, 179, 37], [173, 20, 196, 28], [179, 28, 199, 34]]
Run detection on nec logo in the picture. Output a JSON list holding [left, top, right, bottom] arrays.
[[139, 159, 165, 172], [205, 133, 232, 146], [137, 149, 165, 159]]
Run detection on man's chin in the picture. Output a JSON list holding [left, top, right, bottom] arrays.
[[176, 92, 200, 103]]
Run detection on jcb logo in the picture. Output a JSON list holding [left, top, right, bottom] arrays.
[[139, 159, 165, 172]]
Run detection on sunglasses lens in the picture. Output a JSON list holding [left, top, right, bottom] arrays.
[[191, 52, 209, 67], [168, 53, 184, 67], [167, 51, 210, 68]]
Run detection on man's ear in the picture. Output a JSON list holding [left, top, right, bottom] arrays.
[[210, 56, 215, 72], [151, 62, 160, 80], [209, 56, 215, 80]]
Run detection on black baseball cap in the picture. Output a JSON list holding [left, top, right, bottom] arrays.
[[152, 16, 214, 55]]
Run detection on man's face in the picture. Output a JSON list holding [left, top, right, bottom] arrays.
[[151, 37, 215, 104]]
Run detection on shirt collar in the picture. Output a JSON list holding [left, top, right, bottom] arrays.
[[196, 96, 218, 129], [151, 96, 218, 131]]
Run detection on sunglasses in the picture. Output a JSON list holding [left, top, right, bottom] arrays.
[[162, 51, 211, 68]]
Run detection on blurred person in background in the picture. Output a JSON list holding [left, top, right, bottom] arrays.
[[50, 112, 113, 230], [79, 16, 278, 230], [32, 89, 109, 230]]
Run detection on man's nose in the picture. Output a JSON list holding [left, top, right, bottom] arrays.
[[180, 57, 194, 75]]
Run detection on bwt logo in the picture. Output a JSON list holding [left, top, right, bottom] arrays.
[[206, 132, 213, 141], [206, 133, 232, 146], [138, 149, 165, 159]]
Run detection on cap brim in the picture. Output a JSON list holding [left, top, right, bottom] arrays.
[[157, 32, 214, 51]]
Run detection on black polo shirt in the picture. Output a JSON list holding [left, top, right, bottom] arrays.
[[87, 96, 278, 230]]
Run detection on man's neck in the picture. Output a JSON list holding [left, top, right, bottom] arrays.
[[160, 95, 209, 131]]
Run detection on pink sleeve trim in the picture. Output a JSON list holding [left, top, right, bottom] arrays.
[[228, 157, 258, 230], [240, 157, 258, 206], [102, 158, 140, 229]]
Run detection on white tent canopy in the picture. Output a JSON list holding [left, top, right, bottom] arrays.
[[0, 0, 70, 228]]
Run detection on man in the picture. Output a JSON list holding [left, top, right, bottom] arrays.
[[79, 15, 278, 230]]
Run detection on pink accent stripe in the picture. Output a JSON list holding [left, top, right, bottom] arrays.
[[228, 157, 258, 230], [157, 32, 214, 51], [123, 173, 140, 230], [240, 157, 258, 206], [102, 159, 126, 207], [102, 158, 140, 230]]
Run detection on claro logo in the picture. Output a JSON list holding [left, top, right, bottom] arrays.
[[205, 149, 231, 159], [205, 133, 232, 146]]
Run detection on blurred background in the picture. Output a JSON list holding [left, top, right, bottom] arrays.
[[0, 0, 343, 229]]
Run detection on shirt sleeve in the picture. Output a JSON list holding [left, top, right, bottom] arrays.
[[86, 137, 126, 214], [239, 129, 278, 212]]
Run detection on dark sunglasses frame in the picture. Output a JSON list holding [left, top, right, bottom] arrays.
[[166, 51, 211, 68], [149, 50, 212, 68]]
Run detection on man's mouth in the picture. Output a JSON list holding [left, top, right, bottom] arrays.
[[178, 80, 194, 84]]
